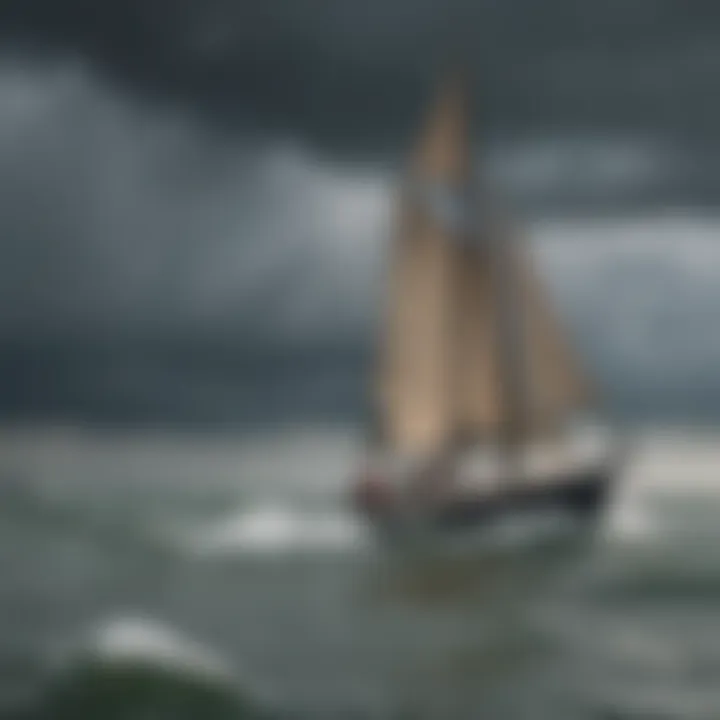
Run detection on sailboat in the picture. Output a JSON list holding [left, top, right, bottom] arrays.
[[351, 73, 621, 537]]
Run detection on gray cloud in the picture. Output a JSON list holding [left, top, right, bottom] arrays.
[[2, 59, 720, 403], [1, 11, 719, 422], [2, 0, 720, 153], [0, 61, 390, 339], [1, 60, 719, 358]]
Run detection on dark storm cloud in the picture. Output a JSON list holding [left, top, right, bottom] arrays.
[[0, 59, 389, 423], [0, 0, 455, 152], [3, 0, 720, 152], [1, 2, 720, 424], [0, 61, 389, 336]]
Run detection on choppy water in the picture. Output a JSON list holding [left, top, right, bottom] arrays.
[[0, 425, 719, 719]]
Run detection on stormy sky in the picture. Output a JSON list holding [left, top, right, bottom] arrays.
[[1, 0, 720, 424]]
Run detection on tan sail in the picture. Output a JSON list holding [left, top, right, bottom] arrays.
[[514, 249, 590, 431], [376, 74, 468, 455], [452, 201, 590, 441], [376, 73, 590, 455], [451, 242, 503, 438], [452, 206, 590, 442]]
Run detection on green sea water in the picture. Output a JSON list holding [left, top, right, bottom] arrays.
[[0, 426, 718, 720]]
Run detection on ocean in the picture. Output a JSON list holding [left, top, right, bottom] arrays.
[[0, 424, 719, 719]]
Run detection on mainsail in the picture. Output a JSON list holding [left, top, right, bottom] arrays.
[[375, 74, 588, 458], [377, 75, 467, 455]]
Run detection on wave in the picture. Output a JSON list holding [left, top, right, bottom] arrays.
[[5, 425, 720, 564], [603, 495, 658, 546], [73, 617, 234, 680], [40, 616, 278, 719], [189, 504, 370, 557]]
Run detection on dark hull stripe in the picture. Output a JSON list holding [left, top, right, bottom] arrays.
[[357, 465, 616, 536]]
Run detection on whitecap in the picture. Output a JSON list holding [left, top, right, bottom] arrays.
[[42, 616, 277, 718], [191, 504, 370, 556], [76, 617, 234, 681], [604, 498, 657, 545]]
